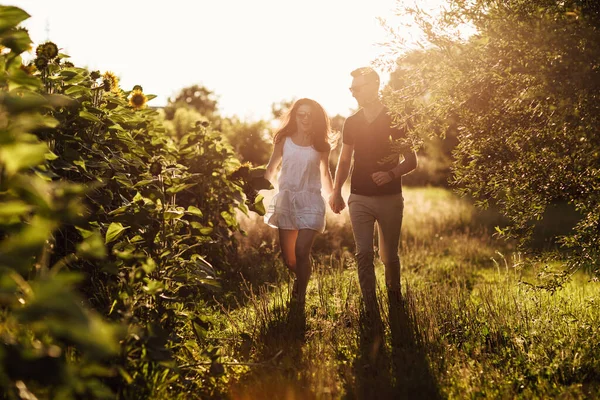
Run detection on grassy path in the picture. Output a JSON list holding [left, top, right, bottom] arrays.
[[207, 188, 600, 399]]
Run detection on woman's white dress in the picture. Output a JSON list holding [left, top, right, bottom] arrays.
[[264, 137, 326, 233]]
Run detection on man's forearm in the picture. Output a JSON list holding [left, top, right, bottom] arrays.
[[390, 151, 418, 178], [333, 160, 351, 192]]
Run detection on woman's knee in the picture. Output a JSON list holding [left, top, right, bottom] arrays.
[[282, 254, 296, 270]]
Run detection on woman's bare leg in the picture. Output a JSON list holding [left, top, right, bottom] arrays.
[[294, 229, 318, 306], [278, 229, 298, 272]]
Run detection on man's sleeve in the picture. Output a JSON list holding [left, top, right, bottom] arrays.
[[342, 119, 354, 145]]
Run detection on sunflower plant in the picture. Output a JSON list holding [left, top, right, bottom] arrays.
[[1, 4, 261, 399]]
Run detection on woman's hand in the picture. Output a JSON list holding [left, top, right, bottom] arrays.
[[328, 192, 345, 214]]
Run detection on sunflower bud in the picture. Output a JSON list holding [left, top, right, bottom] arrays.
[[102, 79, 111, 92]]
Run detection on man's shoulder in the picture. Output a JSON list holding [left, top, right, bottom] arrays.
[[349, 108, 363, 117], [345, 108, 363, 122]]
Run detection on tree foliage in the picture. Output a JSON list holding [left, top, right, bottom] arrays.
[[220, 117, 272, 166], [382, 0, 600, 273], [164, 84, 218, 120]]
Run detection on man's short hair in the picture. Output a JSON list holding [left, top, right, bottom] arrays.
[[351, 67, 380, 85]]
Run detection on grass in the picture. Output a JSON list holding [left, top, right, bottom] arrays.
[[192, 187, 600, 399]]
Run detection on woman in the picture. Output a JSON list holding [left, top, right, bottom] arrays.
[[264, 98, 335, 311]]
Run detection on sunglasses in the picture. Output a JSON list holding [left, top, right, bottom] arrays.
[[296, 112, 312, 120], [349, 80, 377, 94]]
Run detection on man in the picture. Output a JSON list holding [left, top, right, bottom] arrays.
[[329, 67, 417, 326]]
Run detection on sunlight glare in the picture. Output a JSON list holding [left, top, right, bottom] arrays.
[[11, 0, 460, 120]]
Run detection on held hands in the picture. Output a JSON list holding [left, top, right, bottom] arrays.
[[328, 192, 346, 214], [371, 171, 394, 186]]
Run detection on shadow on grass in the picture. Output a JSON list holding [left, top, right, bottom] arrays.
[[229, 304, 314, 399], [347, 291, 442, 400]]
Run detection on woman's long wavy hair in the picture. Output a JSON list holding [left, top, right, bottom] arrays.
[[273, 98, 336, 153]]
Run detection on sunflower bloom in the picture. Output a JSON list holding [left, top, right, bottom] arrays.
[[129, 89, 147, 110], [102, 71, 119, 93], [34, 56, 49, 71], [36, 42, 59, 60], [44, 42, 58, 59]]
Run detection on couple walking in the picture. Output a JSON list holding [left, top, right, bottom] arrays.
[[263, 67, 418, 323]]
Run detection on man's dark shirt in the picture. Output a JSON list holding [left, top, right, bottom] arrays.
[[342, 107, 405, 196]]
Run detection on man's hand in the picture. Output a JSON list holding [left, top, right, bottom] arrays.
[[329, 192, 346, 214], [371, 171, 393, 186]]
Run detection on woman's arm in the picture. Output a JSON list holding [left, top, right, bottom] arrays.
[[264, 139, 284, 183], [320, 150, 334, 198]]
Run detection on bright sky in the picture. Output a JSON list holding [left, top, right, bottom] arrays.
[[10, 0, 445, 121]]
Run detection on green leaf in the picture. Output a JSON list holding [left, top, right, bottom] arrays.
[[64, 85, 91, 98], [1, 91, 48, 113], [107, 205, 129, 216], [252, 194, 266, 216], [200, 227, 213, 235], [79, 110, 102, 123], [0, 201, 32, 217], [164, 208, 185, 220], [249, 167, 267, 178], [2, 28, 32, 54], [108, 124, 125, 132], [17, 274, 122, 357], [45, 151, 59, 161], [62, 74, 86, 85], [105, 222, 128, 244], [73, 159, 87, 172], [166, 182, 197, 195], [133, 179, 156, 188], [251, 176, 273, 191], [186, 206, 203, 218], [0, 142, 48, 175], [192, 316, 209, 341], [12, 113, 59, 132], [143, 279, 164, 295], [141, 258, 157, 274], [118, 367, 134, 385], [0, 6, 30, 34], [76, 230, 107, 259], [220, 211, 237, 227], [7, 68, 40, 90], [47, 94, 77, 107], [0, 216, 57, 272]]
